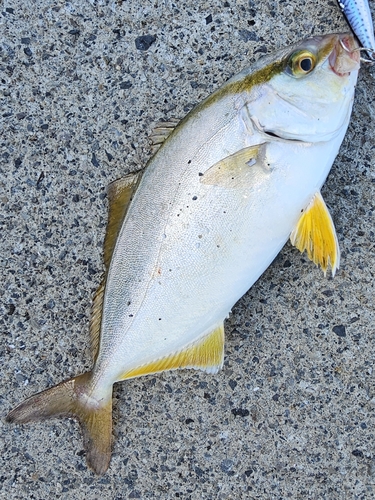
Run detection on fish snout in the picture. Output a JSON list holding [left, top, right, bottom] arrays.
[[329, 34, 361, 76]]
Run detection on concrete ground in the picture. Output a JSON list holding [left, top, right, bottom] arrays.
[[1, 0, 375, 498]]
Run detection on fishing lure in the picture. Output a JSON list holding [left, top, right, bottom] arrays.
[[337, 0, 375, 62]]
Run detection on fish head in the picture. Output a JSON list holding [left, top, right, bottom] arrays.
[[245, 33, 360, 143]]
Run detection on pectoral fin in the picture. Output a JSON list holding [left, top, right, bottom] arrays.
[[120, 323, 225, 380], [200, 144, 262, 187], [290, 191, 340, 276]]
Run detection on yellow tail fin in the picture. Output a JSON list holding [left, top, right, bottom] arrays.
[[6, 372, 112, 475]]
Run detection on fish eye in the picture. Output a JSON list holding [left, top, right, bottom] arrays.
[[300, 57, 312, 72], [287, 50, 316, 78]]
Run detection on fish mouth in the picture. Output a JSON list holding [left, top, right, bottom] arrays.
[[329, 34, 361, 76]]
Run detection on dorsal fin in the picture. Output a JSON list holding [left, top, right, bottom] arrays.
[[90, 171, 142, 361], [119, 322, 225, 380], [90, 281, 105, 361], [104, 171, 142, 268], [150, 119, 180, 154], [290, 191, 340, 276]]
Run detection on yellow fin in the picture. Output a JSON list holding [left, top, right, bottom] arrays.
[[90, 281, 105, 362], [200, 144, 261, 187], [104, 171, 142, 269], [290, 191, 340, 276], [120, 323, 225, 380], [91, 172, 142, 362], [6, 372, 113, 475], [150, 119, 179, 154]]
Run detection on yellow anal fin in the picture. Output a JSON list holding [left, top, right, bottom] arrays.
[[200, 144, 261, 188], [150, 118, 180, 154], [290, 191, 340, 276], [104, 171, 142, 269], [121, 323, 225, 380]]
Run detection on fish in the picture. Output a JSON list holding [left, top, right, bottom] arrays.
[[337, 0, 375, 61], [6, 33, 360, 475]]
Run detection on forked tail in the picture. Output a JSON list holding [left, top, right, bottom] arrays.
[[6, 372, 113, 475]]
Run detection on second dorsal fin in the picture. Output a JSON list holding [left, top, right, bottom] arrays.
[[104, 171, 142, 269], [150, 119, 180, 154], [90, 280, 105, 361], [89, 170, 142, 361]]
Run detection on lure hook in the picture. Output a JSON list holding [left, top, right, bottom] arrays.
[[339, 38, 375, 65]]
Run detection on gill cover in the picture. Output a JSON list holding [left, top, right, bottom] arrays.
[[246, 34, 359, 143]]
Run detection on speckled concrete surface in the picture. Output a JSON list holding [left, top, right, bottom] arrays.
[[1, 0, 375, 498]]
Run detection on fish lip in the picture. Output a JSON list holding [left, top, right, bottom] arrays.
[[329, 34, 361, 76]]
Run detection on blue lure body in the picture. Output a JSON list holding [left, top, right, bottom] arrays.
[[338, 0, 375, 61]]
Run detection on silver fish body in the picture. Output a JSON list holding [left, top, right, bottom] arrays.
[[6, 33, 360, 475]]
